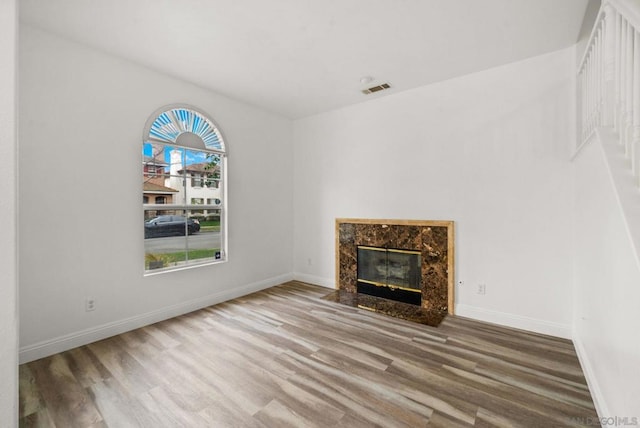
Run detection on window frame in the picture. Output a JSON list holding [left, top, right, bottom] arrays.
[[191, 173, 203, 188], [142, 104, 228, 275]]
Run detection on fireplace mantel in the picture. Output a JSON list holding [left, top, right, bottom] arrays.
[[335, 218, 455, 315]]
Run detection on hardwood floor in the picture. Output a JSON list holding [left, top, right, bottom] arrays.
[[19, 281, 599, 427]]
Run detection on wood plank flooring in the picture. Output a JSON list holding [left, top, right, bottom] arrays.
[[19, 281, 599, 427]]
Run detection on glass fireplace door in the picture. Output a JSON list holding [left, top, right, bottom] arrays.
[[357, 246, 421, 305]]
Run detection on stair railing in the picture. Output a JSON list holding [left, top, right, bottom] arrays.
[[578, 0, 640, 183]]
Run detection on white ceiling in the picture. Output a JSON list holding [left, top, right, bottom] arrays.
[[20, 0, 590, 119]]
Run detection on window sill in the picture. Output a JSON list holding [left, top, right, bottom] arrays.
[[144, 257, 227, 276]]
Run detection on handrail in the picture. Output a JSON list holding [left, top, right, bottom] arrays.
[[578, 6, 605, 73]]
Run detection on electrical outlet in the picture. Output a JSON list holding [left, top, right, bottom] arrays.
[[86, 298, 96, 312], [477, 284, 486, 295]]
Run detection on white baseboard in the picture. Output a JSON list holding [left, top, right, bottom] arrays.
[[572, 335, 610, 418], [292, 272, 335, 288], [19, 273, 293, 364], [455, 304, 572, 339]]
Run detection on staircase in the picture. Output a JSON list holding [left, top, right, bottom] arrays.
[[574, 2, 640, 419]]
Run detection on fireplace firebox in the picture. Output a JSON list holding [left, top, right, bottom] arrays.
[[357, 246, 421, 306]]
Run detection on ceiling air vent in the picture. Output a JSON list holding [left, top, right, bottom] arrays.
[[362, 83, 391, 95]]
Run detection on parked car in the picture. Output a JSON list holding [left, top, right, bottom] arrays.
[[144, 215, 200, 238]]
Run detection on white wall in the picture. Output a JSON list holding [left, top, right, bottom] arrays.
[[293, 48, 576, 337], [0, 0, 18, 423], [573, 135, 640, 417], [18, 25, 293, 362]]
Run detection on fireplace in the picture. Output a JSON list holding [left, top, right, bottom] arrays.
[[327, 218, 455, 327], [357, 246, 422, 305]]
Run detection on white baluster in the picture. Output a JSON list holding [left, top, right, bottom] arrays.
[[616, 16, 625, 137], [634, 29, 640, 182], [600, 24, 605, 126], [603, 5, 616, 127], [591, 48, 596, 132], [595, 26, 602, 127], [580, 71, 586, 142], [620, 19, 627, 148], [592, 46, 597, 133], [626, 22, 634, 159], [595, 29, 600, 128], [621, 19, 628, 147], [582, 70, 588, 141], [585, 56, 593, 134], [615, 13, 623, 132]]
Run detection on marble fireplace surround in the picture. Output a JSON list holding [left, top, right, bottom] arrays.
[[335, 218, 455, 316]]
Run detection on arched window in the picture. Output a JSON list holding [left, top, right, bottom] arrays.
[[142, 105, 227, 273]]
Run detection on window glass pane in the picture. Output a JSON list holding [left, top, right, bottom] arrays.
[[184, 149, 221, 202], [144, 143, 185, 208], [163, 146, 186, 205], [205, 154, 222, 190], [144, 208, 222, 270], [143, 143, 170, 178], [144, 210, 188, 271], [186, 209, 222, 263]]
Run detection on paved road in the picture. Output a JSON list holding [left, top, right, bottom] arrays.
[[144, 231, 221, 253]]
